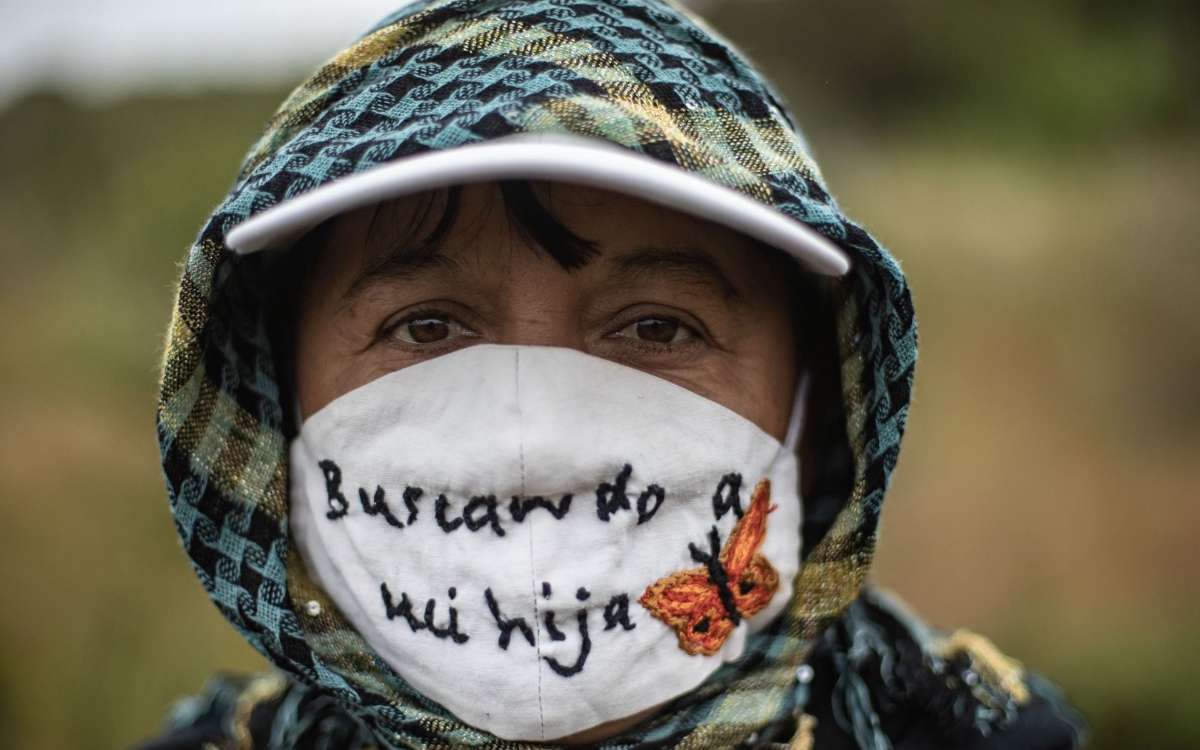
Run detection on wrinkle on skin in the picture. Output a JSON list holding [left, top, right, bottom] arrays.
[[294, 182, 800, 442]]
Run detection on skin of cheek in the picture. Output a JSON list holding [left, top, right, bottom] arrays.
[[672, 304, 796, 441]]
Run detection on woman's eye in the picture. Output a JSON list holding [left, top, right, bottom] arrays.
[[616, 317, 694, 344], [391, 316, 474, 345]]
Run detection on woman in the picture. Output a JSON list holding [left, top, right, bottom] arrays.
[[144, 1, 1086, 747]]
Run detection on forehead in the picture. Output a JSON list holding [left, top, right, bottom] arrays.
[[317, 181, 786, 296], [350, 182, 749, 248]]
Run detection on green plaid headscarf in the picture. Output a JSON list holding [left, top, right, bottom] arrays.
[[157, 0, 917, 747]]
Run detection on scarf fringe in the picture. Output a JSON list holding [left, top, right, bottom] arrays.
[[818, 589, 1087, 750], [157, 591, 1087, 750]]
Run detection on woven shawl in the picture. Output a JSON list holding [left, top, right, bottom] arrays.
[[156, 0, 917, 747]]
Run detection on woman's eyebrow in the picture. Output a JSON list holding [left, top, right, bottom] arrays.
[[612, 247, 745, 302], [342, 245, 463, 302]]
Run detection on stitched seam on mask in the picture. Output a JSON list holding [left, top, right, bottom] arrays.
[[516, 350, 546, 738]]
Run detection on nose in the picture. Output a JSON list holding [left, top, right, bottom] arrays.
[[487, 235, 591, 351], [497, 308, 587, 351]]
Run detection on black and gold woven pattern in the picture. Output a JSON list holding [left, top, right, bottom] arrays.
[[157, 1, 918, 747]]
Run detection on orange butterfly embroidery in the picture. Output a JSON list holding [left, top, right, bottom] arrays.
[[639, 479, 780, 656]]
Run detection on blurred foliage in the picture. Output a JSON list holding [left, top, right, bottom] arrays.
[[709, 0, 1199, 146], [0, 91, 282, 750], [0, 2, 1197, 749]]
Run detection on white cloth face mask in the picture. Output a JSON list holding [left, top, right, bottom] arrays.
[[290, 345, 804, 742]]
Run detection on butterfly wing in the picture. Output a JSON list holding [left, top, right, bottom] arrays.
[[720, 479, 780, 619], [639, 567, 737, 656], [641, 478, 780, 655], [729, 554, 779, 618]]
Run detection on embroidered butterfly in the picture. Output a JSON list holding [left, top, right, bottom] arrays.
[[639, 479, 779, 656]]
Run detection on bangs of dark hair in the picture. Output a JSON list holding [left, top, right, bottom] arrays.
[[362, 181, 601, 274]]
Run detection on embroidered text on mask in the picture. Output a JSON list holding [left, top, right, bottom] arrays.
[[320, 460, 745, 532], [288, 345, 804, 741], [319, 458, 749, 675]]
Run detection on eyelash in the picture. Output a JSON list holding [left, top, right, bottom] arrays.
[[378, 306, 707, 356], [380, 306, 477, 347], [613, 316, 697, 344]]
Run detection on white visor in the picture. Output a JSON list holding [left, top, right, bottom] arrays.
[[225, 133, 851, 276]]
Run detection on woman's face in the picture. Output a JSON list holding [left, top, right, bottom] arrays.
[[294, 181, 800, 441], [290, 181, 806, 742]]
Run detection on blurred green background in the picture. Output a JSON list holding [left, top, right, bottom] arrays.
[[0, 1, 1197, 748]]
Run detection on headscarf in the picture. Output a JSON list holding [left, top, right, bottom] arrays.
[[152, 2, 1041, 748]]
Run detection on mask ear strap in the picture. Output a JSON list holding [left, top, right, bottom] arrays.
[[782, 369, 810, 455]]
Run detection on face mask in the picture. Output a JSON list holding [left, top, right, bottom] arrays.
[[290, 345, 804, 742]]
